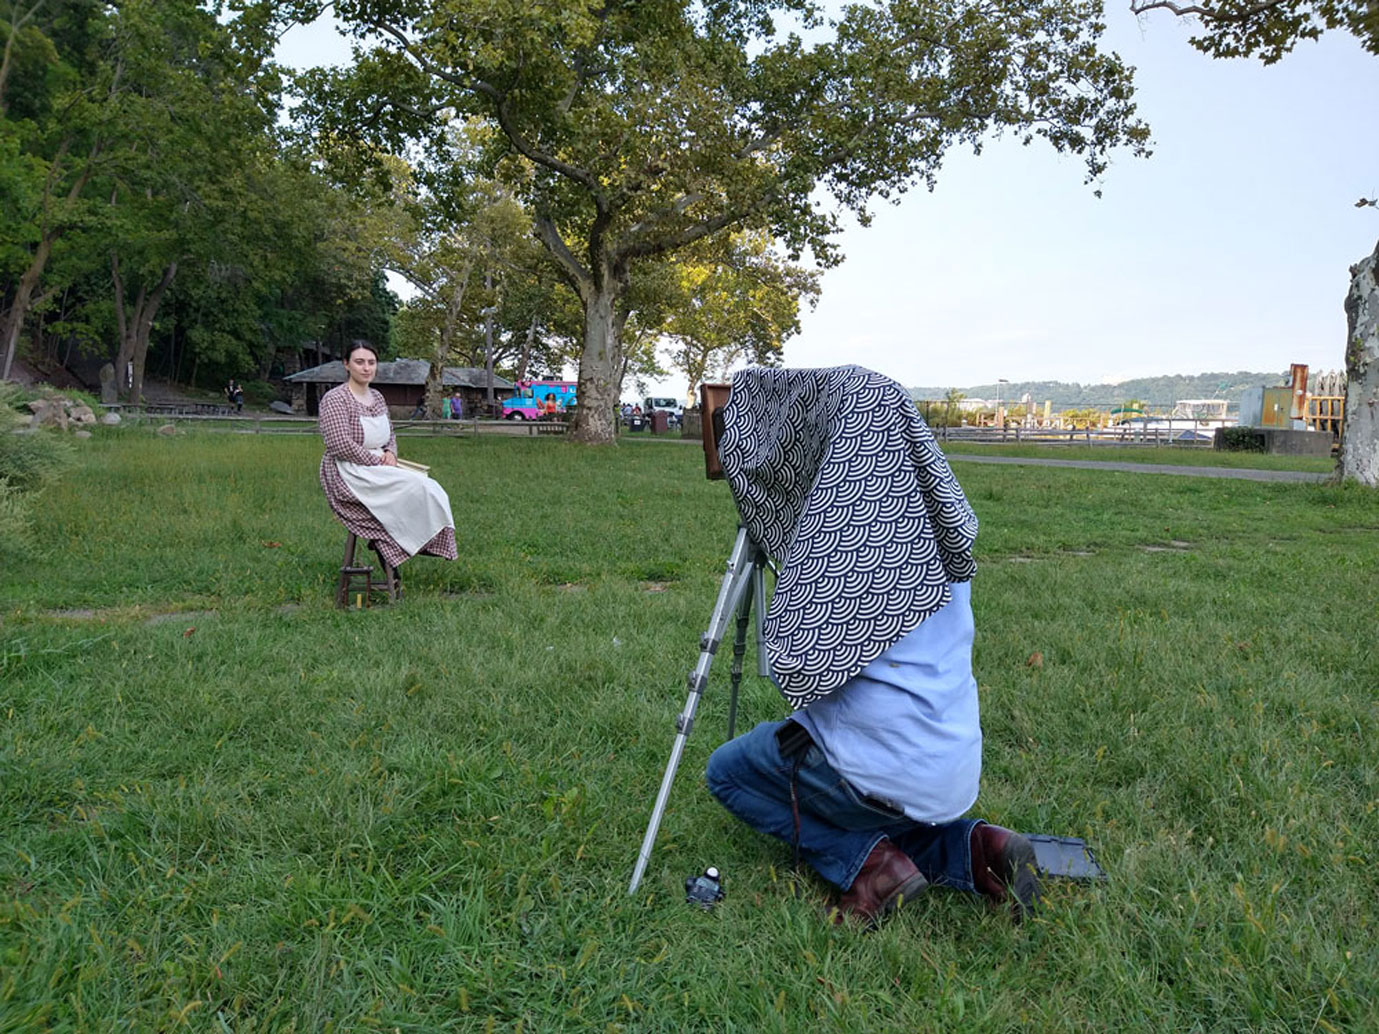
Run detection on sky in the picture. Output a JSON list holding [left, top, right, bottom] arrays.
[[276, 8, 1379, 400]]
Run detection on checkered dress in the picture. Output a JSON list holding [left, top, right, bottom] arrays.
[[318, 383, 458, 567]]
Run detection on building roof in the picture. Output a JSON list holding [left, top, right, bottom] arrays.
[[285, 359, 515, 390]]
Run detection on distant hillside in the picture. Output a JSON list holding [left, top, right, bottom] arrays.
[[909, 371, 1292, 410]]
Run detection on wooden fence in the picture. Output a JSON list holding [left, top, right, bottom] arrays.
[[100, 409, 573, 438]]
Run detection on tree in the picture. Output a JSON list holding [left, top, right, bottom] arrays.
[[1130, 0, 1379, 483], [941, 388, 967, 427], [0, 0, 107, 382], [98, 0, 283, 404], [1340, 243, 1378, 483], [659, 231, 819, 401], [274, 0, 1150, 443], [1129, 0, 1377, 62], [378, 148, 554, 417]]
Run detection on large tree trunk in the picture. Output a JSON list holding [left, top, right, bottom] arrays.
[[569, 284, 623, 444], [1339, 241, 1379, 486], [112, 255, 178, 405], [0, 234, 54, 380], [535, 215, 625, 444], [425, 271, 470, 418], [1, 139, 95, 381]]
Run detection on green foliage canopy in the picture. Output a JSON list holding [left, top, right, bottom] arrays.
[[1130, 0, 1379, 63], [275, 0, 1151, 441]]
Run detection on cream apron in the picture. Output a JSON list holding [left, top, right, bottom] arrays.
[[336, 412, 453, 556]]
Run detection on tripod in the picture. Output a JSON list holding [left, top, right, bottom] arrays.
[[628, 525, 773, 894]]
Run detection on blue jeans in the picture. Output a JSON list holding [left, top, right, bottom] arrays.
[[706, 720, 982, 892]]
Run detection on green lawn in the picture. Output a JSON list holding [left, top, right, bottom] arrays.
[[2, 428, 1376, 1032]]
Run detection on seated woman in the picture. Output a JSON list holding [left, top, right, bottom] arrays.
[[318, 341, 457, 570]]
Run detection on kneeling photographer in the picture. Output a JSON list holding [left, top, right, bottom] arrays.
[[703, 366, 1039, 926]]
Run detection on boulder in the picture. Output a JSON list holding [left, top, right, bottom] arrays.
[[98, 363, 118, 404], [269, 400, 294, 415], [27, 398, 68, 430], [157, 423, 177, 437], [74, 429, 92, 439], [69, 404, 96, 424], [101, 412, 122, 425]]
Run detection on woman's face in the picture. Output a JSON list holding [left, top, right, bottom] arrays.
[[346, 349, 377, 388]]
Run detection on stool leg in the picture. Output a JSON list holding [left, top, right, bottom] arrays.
[[336, 532, 359, 608], [338, 532, 374, 609], [370, 542, 401, 603]]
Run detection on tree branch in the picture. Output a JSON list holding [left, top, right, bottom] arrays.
[[372, 18, 606, 199], [0, 0, 46, 114], [534, 215, 591, 296], [1129, 0, 1292, 22], [619, 207, 748, 263]]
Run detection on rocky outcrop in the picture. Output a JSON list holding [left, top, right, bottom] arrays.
[[25, 395, 99, 431], [1341, 242, 1379, 486]]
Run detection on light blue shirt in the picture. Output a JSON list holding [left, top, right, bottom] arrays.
[[792, 581, 982, 823]]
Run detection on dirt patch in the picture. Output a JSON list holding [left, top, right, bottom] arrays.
[[145, 610, 219, 626]]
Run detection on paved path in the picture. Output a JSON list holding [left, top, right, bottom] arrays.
[[944, 453, 1329, 483]]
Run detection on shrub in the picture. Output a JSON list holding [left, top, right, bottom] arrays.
[[0, 383, 76, 557], [1215, 426, 1266, 452], [0, 383, 75, 490]]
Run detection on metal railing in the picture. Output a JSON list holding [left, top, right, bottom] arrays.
[[934, 425, 1216, 448]]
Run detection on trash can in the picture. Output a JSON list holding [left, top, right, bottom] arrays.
[[629, 417, 646, 432], [650, 410, 669, 434]]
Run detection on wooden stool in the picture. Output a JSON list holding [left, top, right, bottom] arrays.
[[335, 532, 401, 608]]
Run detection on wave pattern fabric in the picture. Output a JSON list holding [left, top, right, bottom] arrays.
[[718, 366, 978, 708]]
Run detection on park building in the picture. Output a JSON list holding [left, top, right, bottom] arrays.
[[285, 359, 514, 419]]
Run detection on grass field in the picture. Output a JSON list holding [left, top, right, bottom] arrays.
[[2, 428, 1376, 1032]]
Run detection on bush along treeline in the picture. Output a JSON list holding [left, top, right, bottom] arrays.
[[909, 372, 1300, 411], [0, 382, 74, 556]]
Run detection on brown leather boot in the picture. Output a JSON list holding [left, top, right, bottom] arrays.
[[834, 838, 928, 927], [970, 823, 1041, 923]]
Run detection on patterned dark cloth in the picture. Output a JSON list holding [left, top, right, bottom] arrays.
[[718, 366, 978, 708], [318, 383, 457, 568]]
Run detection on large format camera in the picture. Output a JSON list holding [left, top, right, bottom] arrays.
[[699, 382, 731, 480]]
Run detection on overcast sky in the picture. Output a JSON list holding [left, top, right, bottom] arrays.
[[278, 9, 1379, 398]]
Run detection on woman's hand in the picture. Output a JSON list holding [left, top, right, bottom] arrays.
[[380, 450, 398, 467]]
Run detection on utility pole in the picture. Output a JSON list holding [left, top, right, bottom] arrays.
[[483, 268, 495, 415]]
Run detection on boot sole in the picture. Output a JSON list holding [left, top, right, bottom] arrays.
[[997, 836, 1041, 923], [875, 871, 930, 924]]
